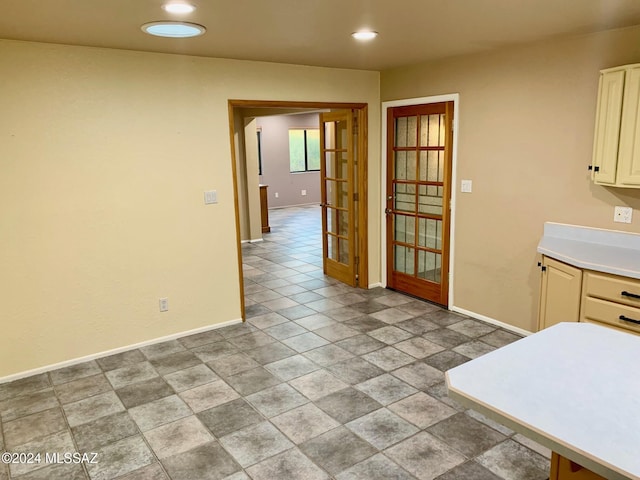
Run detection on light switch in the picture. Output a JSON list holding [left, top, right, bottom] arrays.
[[461, 180, 472, 193], [204, 190, 217, 205]]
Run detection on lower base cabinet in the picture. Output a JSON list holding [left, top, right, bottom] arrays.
[[538, 257, 582, 330], [538, 256, 640, 336]]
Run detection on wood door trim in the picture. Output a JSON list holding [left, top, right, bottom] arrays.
[[229, 100, 367, 109], [227, 102, 246, 320], [228, 100, 369, 320]]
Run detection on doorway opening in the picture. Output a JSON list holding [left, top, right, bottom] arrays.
[[228, 100, 369, 320]]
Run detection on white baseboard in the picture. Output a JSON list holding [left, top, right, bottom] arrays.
[[241, 239, 264, 244], [0, 318, 243, 385], [450, 306, 533, 337], [368, 282, 383, 289]]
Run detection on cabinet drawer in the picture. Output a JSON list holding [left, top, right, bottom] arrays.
[[583, 271, 640, 308], [581, 296, 640, 334]]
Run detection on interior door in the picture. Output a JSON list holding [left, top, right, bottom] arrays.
[[320, 110, 357, 287], [386, 102, 453, 306]]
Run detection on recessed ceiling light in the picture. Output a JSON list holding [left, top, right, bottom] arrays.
[[162, 3, 196, 14], [141, 21, 206, 38], [352, 31, 378, 41]]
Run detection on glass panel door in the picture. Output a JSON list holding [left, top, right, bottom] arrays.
[[386, 102, 453, 306], [321, 111, 356, 286]]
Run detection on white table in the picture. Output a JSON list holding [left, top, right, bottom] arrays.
[[446, 323, 640, 480]]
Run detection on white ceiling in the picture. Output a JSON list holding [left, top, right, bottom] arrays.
[[2, 0, 640, 71]]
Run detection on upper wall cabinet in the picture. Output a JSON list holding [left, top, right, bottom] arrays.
[[591, 64, 640, 188]]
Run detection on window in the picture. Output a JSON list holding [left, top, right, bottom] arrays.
[[257, 129, 263, 175], [289, 128, 320, 172]]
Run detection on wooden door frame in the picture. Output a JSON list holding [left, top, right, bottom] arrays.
[[381, 94, 459, 308], [228, 100, 369, 320]]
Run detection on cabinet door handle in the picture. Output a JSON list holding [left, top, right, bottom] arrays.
[[588, 165, 593, 171], [619, 315, 640, 325], [621, 291, 640, 300], [594, 166, 600, 172], [541, 266, 547, 272]]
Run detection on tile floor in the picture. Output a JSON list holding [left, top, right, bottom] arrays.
[[0, 205, 552, 480]]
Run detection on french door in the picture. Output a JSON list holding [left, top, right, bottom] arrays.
[[386, 102, 453, 306], [320, 110, 358, 287]]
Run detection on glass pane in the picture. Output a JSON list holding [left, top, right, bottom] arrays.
[[326, 120, 348, 150], [306, 129, 320, 170], [338, 120, 348, 150], [394, 183, 416, 213], [419, 114, 445, 147], [394, 245, 415, 275], [324, 122, 335, 149], [429, 114, 442, 147], [395, 117, 407, 147], [418, 218, 442, 249], [406, 116, 417, 147], [395, 116, 417, 147], [339, 238, 349, 264], [417, 251, 441, 283], [328, 234, 338, 261], [326, 180, 348, 208], [394, 214, 415, 244], [395, 151, 417, 181], [325, 151, 348, 180], [418, 185, 443, 216], [326, 207, 336, 234], [419, 151, 443, 182], [289, 129, 305, 172], [338, 210, 349, 237]]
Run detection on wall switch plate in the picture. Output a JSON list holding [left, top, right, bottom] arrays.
[[159, 298, 169, 312], [275, 192, 279, 198], [614, 206, 633, 223], [461, 180, 472, 193], [301, 190, 307, 196], [204, 190, 217, 204]]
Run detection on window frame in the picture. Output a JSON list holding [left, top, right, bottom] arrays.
[[289, 127, 320, 173]]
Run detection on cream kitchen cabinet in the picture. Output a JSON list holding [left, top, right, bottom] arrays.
[[581, 271, 640, 335], [537, 223, 640, 334], [591, 64, 640, 187], [537, 256, 640, 336], [538, 256, 583, 331]]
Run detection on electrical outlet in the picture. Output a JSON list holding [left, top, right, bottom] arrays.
[[461, 180, 472, 193], [159, 298, 169, 312], [614, 206, 632, 224], [301, 190, 307, 196], [275, 192, 279, 198]]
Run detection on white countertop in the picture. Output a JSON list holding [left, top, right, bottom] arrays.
[[537, 222, 640, 279], [446, 322, 640, 480]]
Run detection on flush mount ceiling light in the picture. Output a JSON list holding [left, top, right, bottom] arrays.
[[351, 30, 378, 41], [162, 3, 196, 14], [141, 21, 206, 38]]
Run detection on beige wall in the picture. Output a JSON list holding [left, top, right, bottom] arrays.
[[381, 25, 640, 332], [0, 39, 380, 378]]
